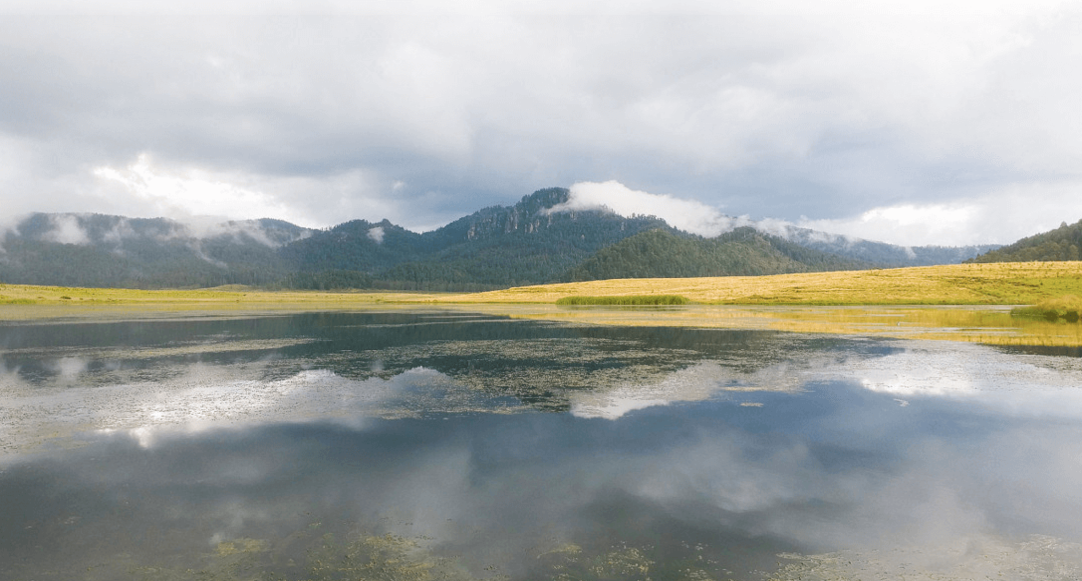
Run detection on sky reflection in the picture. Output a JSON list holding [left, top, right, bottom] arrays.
[[2, 311, 1082, 579]]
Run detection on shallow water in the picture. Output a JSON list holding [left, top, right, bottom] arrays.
[[2, 310, 1082, 580]]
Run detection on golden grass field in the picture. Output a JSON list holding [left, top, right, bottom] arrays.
[[437, 261, 1082, 305], [3, 262, 1081, 308], [3, 262, 1082, 346]]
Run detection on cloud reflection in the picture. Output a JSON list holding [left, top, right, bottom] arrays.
[[6, 374, 1082, 579], [5, 313, 1082, 579]]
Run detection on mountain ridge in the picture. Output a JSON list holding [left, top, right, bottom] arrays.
[[0, 187, 1008, 290]]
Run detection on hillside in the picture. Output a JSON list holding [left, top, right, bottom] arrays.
[[966, 219, 1082, 263], [567, 228, 868, 280], [0, 214, 307, 288], [0, 187, 1006, 291], [274, 188, 673, 289]]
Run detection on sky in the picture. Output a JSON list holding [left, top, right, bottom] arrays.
[[2, 0, 1082, 246]]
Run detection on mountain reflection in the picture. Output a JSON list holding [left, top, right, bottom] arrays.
[[2, 310, 1082, 579]]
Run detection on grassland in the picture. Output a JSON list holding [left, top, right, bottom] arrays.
[[4, 262, 1082, 346], [438, 262, 1082, 305], [0, 284, 424, 309], [4, 263, 1081, 309]]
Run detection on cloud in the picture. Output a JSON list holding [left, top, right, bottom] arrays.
[[549, 179, 1072, 246], [796, 180, 1082, 246], [569, 361, 809, 420], [186, 218, 312, 247], [797, 203, 982, 247], [367, 226, 385, 244], [1, 2, 1081, 244], [42, 214, 91, 245], [552, 180, 749, 237], [93, 154, 301, 225]]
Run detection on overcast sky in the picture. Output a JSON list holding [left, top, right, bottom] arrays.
[[2, 0, 1081, 246]]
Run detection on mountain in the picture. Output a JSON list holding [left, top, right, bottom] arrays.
[[965, 219, 1082, 263], [568, 227, 869, 280], [758, 223, 1000, 266], [282, 188, 671, 289], [0, 214, 310, 288], [0, 188, 1006, 291]]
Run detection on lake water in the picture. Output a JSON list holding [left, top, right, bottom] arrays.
[[2, 309, 1082, 580]]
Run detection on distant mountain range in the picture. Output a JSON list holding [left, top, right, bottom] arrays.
[[0, 187, 1007, 291]]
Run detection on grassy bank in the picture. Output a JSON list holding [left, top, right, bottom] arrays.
[[4, 264, 1082, 346], [0, 284, 445, 320], [435, 262, 1082, 305], [3, 262, 1082, 311]]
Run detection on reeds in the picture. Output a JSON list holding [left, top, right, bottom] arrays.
[[1012, 295, 1082, 322], [555, 295, 690, 306]]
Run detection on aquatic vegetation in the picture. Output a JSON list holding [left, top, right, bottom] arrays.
[[555, 295, 690, 306], [124, 524, 728, 581], [769, 535, 1082, 581], [127, 529, 474, 581], [120, 528, 1082, 581], [299, 532, 473, 581], [541, 544, 654, 581], [1012, 294, 1082, 322]]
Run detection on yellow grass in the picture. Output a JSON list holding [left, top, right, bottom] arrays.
[[3, 262, 1082, 346], [4, 263, 1080, 309], [0, 284, 443, 320], [430, 262, 1082, 305]]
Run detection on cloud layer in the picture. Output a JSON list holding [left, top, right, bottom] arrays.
[[2, 1, 1081, 244]]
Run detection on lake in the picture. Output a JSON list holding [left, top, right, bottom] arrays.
[[2, 309, 1082, 580]]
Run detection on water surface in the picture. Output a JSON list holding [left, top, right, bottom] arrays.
[[2, 310, 1082, 580]]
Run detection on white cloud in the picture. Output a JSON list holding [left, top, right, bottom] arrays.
[[87, 155, 417, 230], [798, 203, 981, 247], [42, 214, 91, 245], [93, 154, 299, 225], [367, 226, 385, 244], [798, 180, 1082, 246], [552, 180, 750, 237], [548, 179, 1079, 246]]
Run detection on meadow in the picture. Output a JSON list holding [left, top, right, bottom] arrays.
[[3, 262, 1082, 346], [440, 261, 1082, 305], [3, 262, 1081, 308]]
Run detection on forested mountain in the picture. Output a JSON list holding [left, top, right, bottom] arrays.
[[0, 187, 1008, 291], [568, 228, 869, 281], [0, 214, 309, 288], [299, 188, 672, 289], [966, 219, 1082, 263], [763, 224, 999, 266]]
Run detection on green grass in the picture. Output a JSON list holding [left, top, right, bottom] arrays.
[[1012, 295, 1082, 322], [555, 295, 690, 306]]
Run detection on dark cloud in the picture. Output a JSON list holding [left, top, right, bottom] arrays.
[[1, 2, 1081, 242]]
